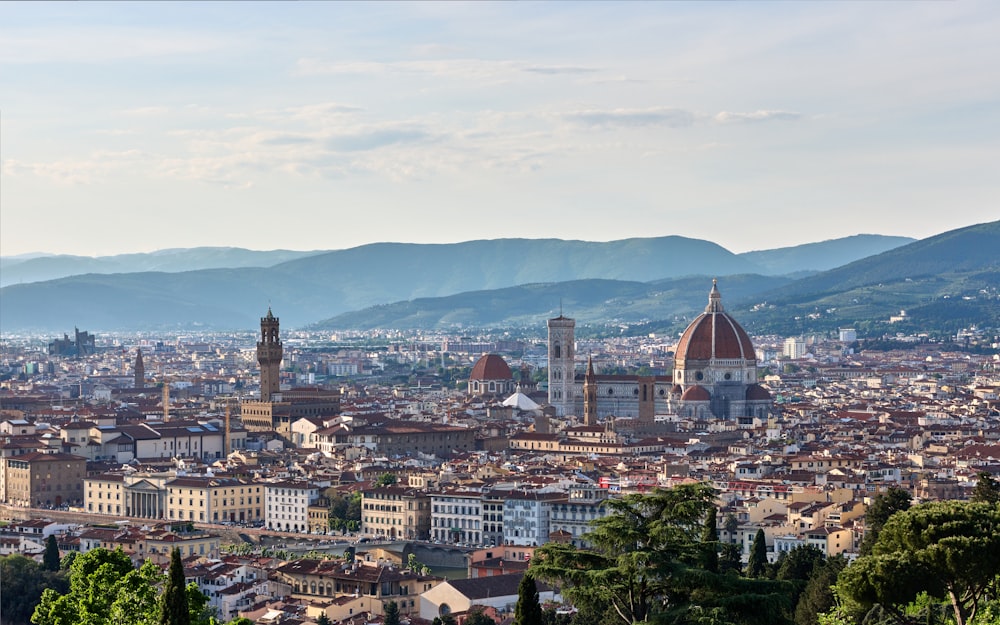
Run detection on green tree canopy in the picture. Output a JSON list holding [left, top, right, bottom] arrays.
[[514, 574, 543, 625], [859, 487, 911, 556], [746, 529, 768, 579], [375, 473, 398, 487], [43, 535, 61, 572], [384, 601, 400, 625], [835, 500, 1000, 625], [158, 548, 191, 625], [971, 471, 1000, 505], [1, 554, 68, 625], [701, 507, 719, 574], [532, 483, 716, 625]]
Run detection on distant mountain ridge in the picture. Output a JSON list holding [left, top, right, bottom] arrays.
[[0, 247, 323, 287], [0, 232, 933, 333]]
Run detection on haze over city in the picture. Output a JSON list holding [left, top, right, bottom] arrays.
[[2, 2, 998, 258]]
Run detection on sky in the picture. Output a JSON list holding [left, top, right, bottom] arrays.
[[1, 1, 998, 258]]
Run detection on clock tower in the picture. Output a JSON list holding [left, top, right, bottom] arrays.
[[257, 308, 283, 401]]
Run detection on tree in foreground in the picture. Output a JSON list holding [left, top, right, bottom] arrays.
[[2, 554, 68, 625], [746, 529, 768, 579], [42, 535, 61, 572], [384, 601, 400, 625], [701, 506, 719, 574], [532, 484, 717, 625], [858, 486, 911, 556], [33, 547, 137, 625], [533, 483, 793, 625], [514, 573, 543, 625], [158, 548, 191, 625], [971, 471, 1000, 504], [793, 555, 846, 625], [835, 500, 1000, 625]]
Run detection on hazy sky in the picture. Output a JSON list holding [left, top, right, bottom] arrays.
[[2, 1, 998, 258]]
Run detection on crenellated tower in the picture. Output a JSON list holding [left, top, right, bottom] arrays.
[[257, 307, 283, 401]]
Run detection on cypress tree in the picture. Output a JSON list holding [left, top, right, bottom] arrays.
[[384, 601, 400, 625], [701, 508, 719, 573], [43, 534, 60, 571], [159, 547, 191, 625], [514, 573, 543, 625], [746, 529, 768, 578]]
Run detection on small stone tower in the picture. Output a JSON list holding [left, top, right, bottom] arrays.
[[583, 355, 597, 426], [134, 348, 145, 389], [257, 307, 283, 401], [547, 314, 575, 417]]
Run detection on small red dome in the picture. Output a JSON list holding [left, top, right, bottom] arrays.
[[681, 385, 711, 401], [671, 384, 683, 395], [746, 384, 771, 401], [470, 354, 512, 381]]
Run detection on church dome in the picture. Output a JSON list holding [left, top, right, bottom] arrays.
[[470, 354, 513, 381], [746, 383, 772, 401], [675, 280, 756, 363], [680, 385, 711, 401]]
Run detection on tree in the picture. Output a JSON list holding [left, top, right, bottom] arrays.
[[701, 507, 719, 574], [316, 614, 332, 625], [33, 547, 136, 625], [384, 601, 400, 625], [776, 546, 824, 582], [859, 487, 911, 556], [2, 554, 67, 625], [720, 542, 743, 575], [466, 608, 496, 625], [746, 529, 768, 579], [158, 548, 191, 625], [375, 473, 398, 487], [43, 535, 61, 572], [836, 500, 1000, 625], [724, 512, 739, 543], [971, 471, 1000, 505], [794, 556, 846, 625], [514, 573, 543, 625], [532, 483, 717, 625]]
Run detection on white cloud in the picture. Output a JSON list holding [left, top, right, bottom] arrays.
[[713, 110, 801, 124]]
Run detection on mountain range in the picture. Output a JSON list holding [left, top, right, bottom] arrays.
[[2, 226, 996, 337]]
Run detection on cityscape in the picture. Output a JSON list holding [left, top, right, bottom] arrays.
[[1, 267, 999, 625], [3, 2, 1000, 625]]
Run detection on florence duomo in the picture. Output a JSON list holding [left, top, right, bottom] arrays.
[[545, 280, 772, 426]]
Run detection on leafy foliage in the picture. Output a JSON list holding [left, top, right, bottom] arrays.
[[0, 554, 68, 625], [835, 501, 1000, 625], [746, 529, 769, 579], [43, 536, 61, 572], [971, 472, 1000, 505], [858, 487, 911, 556], [159, 548, 190, 625], [514, 574, 544, 625], [384, 601, 400, 625]]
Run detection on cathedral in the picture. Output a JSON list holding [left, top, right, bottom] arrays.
[[548, 280, 772, 423]]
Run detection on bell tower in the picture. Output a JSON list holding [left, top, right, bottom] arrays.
[[134, 348, 145, 389], [547, 314, 575, 417], [583, 355, 597, 426], [257, 308, 283, 401]]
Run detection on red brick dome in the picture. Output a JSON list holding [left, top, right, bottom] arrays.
[[681, 384, 711, 401], [470, 354, 512, 381], [675, 280, 756, 364]]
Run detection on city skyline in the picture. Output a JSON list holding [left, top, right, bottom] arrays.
[[2, 2, 998, 257]]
